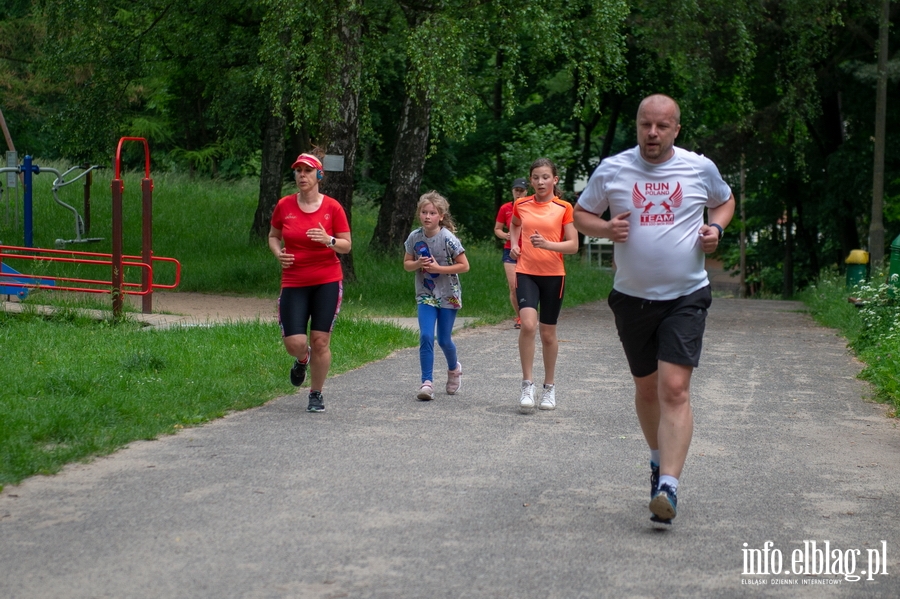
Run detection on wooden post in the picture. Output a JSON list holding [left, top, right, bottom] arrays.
[[740, 155, 747, 298]]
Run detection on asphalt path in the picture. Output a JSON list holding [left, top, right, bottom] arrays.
[[2, 298, 899, 598]]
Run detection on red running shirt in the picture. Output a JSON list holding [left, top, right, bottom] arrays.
[[271, 194, 350, 288], [496, 202, 514, 250]]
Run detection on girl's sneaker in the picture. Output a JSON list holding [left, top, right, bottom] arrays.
[[446, 363, 462, 395], [518, 381, 535, 413], [417, 381, 435, 401], [538, 384, 556, 410]]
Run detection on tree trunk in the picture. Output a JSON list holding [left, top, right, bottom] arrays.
[[869, 0, 889, 267], [250, 96, 287, 241], [579, 111, 601, 178], [783, 199, 794, 299], [370, 89, 432, 252], [794, 189, 819, 281], [739, 155, 747, 298], [493, 49, 505, 213], [564, 71, 582, 192], [318, 10, 363, 282], [599, 95, 622, 162]]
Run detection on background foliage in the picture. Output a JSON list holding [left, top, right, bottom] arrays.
[[1, 0, 899, 296]]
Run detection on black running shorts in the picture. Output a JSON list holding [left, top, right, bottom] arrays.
[[278, 281, 343, 337], [516, 273, 565, 326], [607, 285, 712, 378]]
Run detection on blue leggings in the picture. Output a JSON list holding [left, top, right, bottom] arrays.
[[417, 304, 459, 383]]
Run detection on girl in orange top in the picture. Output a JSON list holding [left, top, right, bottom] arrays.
[[509, 158, 579, 414]]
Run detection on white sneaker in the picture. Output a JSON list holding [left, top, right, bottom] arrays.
[[519, 380, 535, 413], [539, 384, 556, 410], [417, 381, 435, 401]]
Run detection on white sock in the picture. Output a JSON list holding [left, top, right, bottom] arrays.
[[658, 475, 678, 492], [650, 450, 660, 466]]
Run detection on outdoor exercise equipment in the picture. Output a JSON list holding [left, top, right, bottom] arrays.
[[0, 262, 54, 299], [2, 151, 19, 235], [0, 137, 181, 317], [0, 155, 104, 247], [51, 163, 106, 247], [1, 152, 54, 298]]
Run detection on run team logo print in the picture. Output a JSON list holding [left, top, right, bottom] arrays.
[[632, 181, 682, 226]]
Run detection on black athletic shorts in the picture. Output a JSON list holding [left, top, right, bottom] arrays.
[[278, 281, 343, 337], [516, 273, 565, 326], [607, 285, 712, 378]]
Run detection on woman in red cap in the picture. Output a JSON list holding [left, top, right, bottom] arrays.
[[269, 151, 352, 412]]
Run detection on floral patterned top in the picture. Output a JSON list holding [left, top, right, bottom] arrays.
[[403, 227, 465, 310]]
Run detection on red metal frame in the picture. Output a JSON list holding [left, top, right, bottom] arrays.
[[113, 137, 157, 316], [115, 137, 151, 180], [0, 137, 181, 317], [0, 244, 180, 295]]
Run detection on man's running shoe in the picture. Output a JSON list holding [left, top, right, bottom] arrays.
[[519, 380, 535, 414], [650, 462, 660, 499], [417, 381, 435, 401], [307, 390, 325, 412], [538, 384, 556, 410], [446, 363, 462, 395], [649, 482, 677, 522], [290, 349, 310, 387], [514, 317, 521, 329], [650, 514, 673, 526]]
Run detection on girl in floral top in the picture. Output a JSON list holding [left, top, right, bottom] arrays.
[[402, 191, 470, 401]]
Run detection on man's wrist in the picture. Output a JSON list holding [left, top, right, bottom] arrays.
[[710, 223, 724, 239]]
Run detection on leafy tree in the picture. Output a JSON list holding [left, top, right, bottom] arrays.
[[256, 0, 373, 280], [36, 1, 266, 170], [8, 0, 899, 299], [0, 2, 55, 154]]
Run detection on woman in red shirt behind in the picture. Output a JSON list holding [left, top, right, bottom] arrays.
[[269, 152, 352, 413]]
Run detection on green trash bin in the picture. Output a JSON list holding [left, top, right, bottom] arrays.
[[845, 249, 869, 289], [888, 234, 900, 297]]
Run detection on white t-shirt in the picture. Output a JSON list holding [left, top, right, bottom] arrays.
[[577, 146, 732, 300]]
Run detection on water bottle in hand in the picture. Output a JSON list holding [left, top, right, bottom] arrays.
[[414, 241, 439, 278]]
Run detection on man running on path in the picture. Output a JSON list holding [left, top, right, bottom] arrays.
[[574, 94, 735, 524]]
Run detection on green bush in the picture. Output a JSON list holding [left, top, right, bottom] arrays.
[[799, 268, 900, 411]]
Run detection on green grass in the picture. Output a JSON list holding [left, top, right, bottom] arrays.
[[0, 169, 613, 488], [0, 309, 416, 486], [798, 268, 900, 412]]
